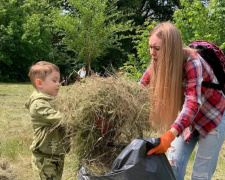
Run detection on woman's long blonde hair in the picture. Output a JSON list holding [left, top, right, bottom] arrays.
[[149, 22, 184, 132]]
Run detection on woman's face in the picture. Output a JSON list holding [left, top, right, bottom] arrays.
[[149, 34, 163, 62]]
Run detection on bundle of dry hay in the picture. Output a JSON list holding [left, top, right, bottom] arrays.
[[55, 75, 151, 175]]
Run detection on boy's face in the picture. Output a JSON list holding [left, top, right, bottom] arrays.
[[36, 70, 61, 97]]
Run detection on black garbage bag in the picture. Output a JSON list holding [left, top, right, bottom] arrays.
[[78, 138, 176, 180]]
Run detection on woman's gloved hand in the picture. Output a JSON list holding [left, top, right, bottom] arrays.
[[147, 131, 175, 155]]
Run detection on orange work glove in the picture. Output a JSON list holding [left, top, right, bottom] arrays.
[[147, 131, 175, 155]]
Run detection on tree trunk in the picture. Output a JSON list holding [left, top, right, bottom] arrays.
[[87, 53, 93, 76]]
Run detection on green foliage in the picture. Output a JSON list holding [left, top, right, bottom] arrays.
[[120, 21, 156, 81], [0, 0, 181, 82], [53, 0, 133, 75], [0, 0, 53, 82], [173, 0, 225, 50], [117, 0, 181, 25], [120, 55, 144, 81], [122, 0, 225, 82]]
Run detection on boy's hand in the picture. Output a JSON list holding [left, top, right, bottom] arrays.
[[147, 131, 175, 155]]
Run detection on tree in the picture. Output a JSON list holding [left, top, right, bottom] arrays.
[[116, 0, 181, 26], [53, 0, 133, 75], [120, 21, 157, 81], [114, 0, 181, 79], [0, 0, 53, 82], [173, 0, 225, 50], [120, 0, 225, 81]]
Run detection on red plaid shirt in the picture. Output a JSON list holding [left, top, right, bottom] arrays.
[[140, 54, 225, 142], [139, 64, 151, 86]]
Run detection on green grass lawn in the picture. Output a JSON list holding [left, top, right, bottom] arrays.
[[0, 83, 225, 179]]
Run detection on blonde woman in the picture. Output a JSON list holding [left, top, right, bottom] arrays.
[[145, 22, 225, 180]]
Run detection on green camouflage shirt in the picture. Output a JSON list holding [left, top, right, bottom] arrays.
[[25, 91, 70, 156]]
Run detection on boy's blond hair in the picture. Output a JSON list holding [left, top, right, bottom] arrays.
[[28, 61, 60, 88]]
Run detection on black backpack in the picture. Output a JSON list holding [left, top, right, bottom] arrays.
[[188, 40, 225, 94]]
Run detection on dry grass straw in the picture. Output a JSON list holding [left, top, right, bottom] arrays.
[[55, 75, 151, 175]]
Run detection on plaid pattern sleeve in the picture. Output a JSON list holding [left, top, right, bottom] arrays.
[[139, 64, 152, 86], [172, 55, 203, 135], [172, 53, 225, 141]]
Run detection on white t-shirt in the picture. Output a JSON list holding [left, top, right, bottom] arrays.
[[78, 69, 86, 78]]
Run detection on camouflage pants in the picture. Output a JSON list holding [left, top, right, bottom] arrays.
[[32, 153, 65, 180]]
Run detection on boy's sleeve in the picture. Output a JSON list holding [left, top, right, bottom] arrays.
[[30, 99, 62, 125]]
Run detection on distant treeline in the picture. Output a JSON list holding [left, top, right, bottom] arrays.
[[1, 0, 224, 82]]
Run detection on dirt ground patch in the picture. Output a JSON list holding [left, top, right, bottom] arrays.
[[0, 159, 16, 180], [0, 156, 33, 180]]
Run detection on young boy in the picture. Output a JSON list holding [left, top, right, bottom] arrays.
[[25, 61, 70, 180]]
